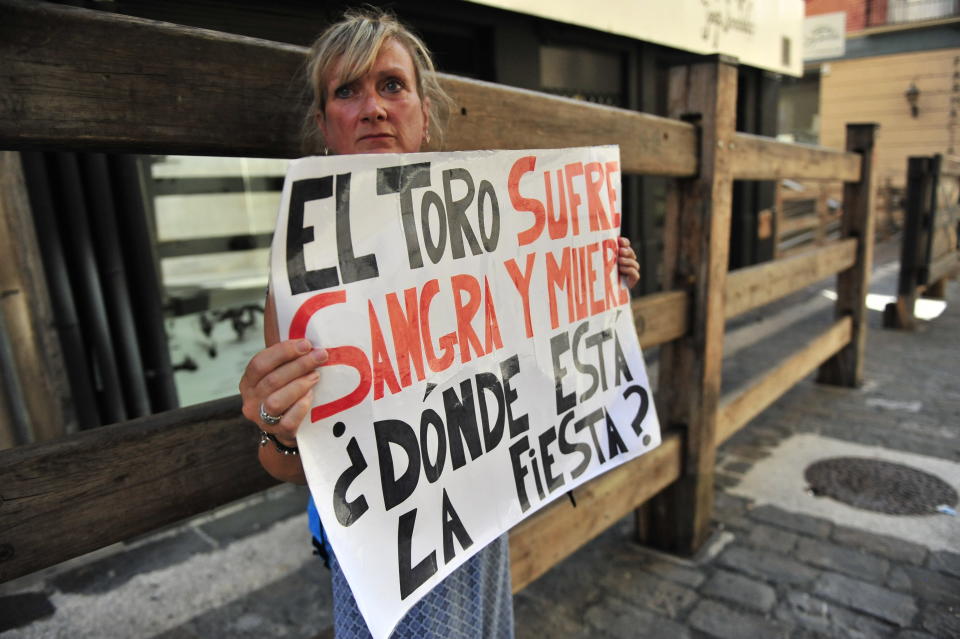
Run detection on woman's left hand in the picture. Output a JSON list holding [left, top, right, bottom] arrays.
[[618, 236, 640, 289]]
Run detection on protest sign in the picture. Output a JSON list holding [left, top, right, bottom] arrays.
[[270, 145, 661, 638]]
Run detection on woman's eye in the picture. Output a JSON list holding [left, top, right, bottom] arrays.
[[383, 79, 403, 93], [333, 85, 353, 99]]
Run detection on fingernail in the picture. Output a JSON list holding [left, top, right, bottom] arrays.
[[296, 339, 312, 354], [312, 348, 328, 364]]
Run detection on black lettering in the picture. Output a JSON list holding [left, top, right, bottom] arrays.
[[538, 426, 564, 493], [509, 436, 531, 512], [477, 179, 500, 252], [420, 190, 447, 264], [443, 379, 482, 470], [335, 173, 379, 283], [377, 163, 431, 269], [622, 384, 649, 436], [442, 168, 482, 259], [572, 322, 599, 402], [574, 408, 606, 465], [419, 408, 447, 483], [500, 354, 529, 437], [374, 419, 420, 511], [441, 489, 474, 564], [398, 508, 437, 600], [332, 436, 369, 526], [550, 331, 576, 415], [476, 371, 505, 452], [604, 409, 628, 459], [558, 411, 591, 479], [613, 331, 634, 385], [585, 328, 613, 393], [287, 176, 338, 294]]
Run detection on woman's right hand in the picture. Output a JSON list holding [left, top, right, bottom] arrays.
[[239, 338, 328, 446]]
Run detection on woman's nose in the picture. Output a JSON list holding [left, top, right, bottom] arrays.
[[360, 91, 387, 121]]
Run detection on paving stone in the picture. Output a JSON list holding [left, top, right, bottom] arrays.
[[715, 474, 740, 489], [724, 460, 754, 475], [813, 572, 917, 627], [700, 569, 777, 613], [514, 591, 594, 639], [688, 599, 790, 639], [795, 537, 889, 583], [637, 557, 706, 589], [718, 546, 820, 586], [0, 592, 56, 633], [895, 631, 936, 639], [598, 564, 698, 619], [927, 550, 960, 579], [583, 594, 692, 639], [723, 444, 772, 462], [747, 523, 798, 554], [713, 492, 750, 519], [919, 603, 960, 638], [831, 525, 927, 566], [887, 565, 960, 606], [748, 505, 832, 538], [774, 590, 896, 639]]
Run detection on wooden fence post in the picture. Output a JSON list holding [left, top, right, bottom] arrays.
[[0, 152, 75, 446], [639, 58, 737, 554], [818, 123, 878, 386]]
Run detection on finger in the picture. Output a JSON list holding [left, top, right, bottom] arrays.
[[242, 339, 314, 388], [618, 236, 631, 247], [618, 246, 637, 260], [253, 346, 327, 398], [268, 384, 315, 445], [261, 368, 320, 421]]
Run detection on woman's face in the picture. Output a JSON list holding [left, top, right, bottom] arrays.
[[318, 38, 430, 155]]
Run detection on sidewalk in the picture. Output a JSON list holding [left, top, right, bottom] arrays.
[[2, 238, 958, 638]]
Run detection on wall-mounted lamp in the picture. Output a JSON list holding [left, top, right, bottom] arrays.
[[905, 82, 920, 118]]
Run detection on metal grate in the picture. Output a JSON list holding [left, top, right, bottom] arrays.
[[804, 457, 959, 515]]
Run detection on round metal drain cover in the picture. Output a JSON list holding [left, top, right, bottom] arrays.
[[804, 457, 958, 515]]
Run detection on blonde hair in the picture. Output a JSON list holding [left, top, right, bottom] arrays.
[[303, 8, 451, 154]]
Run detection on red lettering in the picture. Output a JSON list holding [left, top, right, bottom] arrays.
[[545, 247, 573, 329], [451, 274, 484, 363], [602, 238, 620, 311], [585, 162, 610, 232], [605, 161, 622, 229], [482, 276, 504, 353], [564, 162, 584, 236], [573, 245, 589, 320], [504, 252, 537, 338], [386, 287, 425, 387], [586, 242, 605, 315], [509, 156, 545, 246], [545, 170, 569, 240], [369, 301, 400, 400], [420, 279, 456, 372], [288, 290, 372, 421]]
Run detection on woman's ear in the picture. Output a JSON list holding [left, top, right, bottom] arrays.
[[315, 110, 327, 140]]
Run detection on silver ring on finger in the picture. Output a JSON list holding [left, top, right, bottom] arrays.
[[259, 402, 283, 426]]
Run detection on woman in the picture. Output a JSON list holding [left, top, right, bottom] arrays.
[[239, 9, 640, 638]]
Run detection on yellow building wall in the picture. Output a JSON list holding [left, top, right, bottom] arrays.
[[819, 47, 960, 188]]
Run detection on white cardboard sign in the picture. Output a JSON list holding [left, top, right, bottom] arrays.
[[270, 146, 661, 638]]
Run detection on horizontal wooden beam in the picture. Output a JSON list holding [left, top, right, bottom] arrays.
[[725, 239, 857, 319], [716, 317, 852, 444], [779, 213, 820, 236], [632, 290, 689, 349], [509, 432, 681, 592], [729, 133, 861, 182], [0, 397, 278, 582], [442, 77, 697, 176], [0, 0, 697, 175]]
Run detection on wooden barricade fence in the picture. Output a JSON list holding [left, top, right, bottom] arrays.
[[883, 154, 960, 330], [0, 0, 876, 593]]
